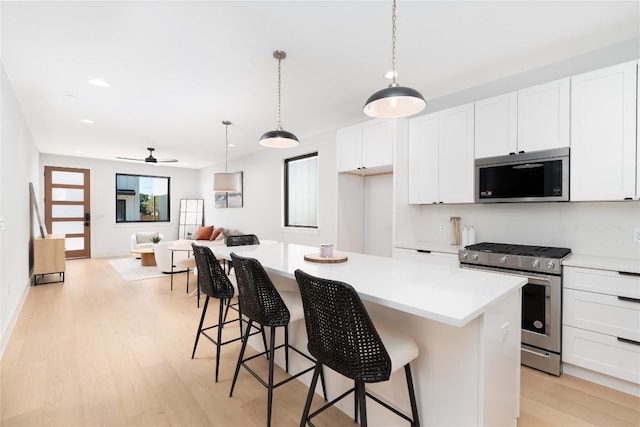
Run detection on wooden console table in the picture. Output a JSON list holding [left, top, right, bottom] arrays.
[[33, 234, 66, 285]]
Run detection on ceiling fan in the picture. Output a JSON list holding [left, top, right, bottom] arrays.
[[116, 147, 178, 164]]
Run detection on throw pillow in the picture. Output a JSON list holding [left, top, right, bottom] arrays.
[[195, 225, 214, 240], [210, 227, 224, 241]]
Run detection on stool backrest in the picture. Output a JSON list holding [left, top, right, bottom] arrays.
[[294, 269, 391, 382], [191, 244, 234, 299], [230, 252, 290, 327], [226, 234, 260, 247]]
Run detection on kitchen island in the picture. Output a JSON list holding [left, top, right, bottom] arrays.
[[208, 242, 525, 426]]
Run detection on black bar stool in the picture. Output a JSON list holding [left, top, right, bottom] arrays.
[[225, 234, 259, 273], [229, 253, 327, 427], [190, 244, 263, 382], [294, 269, 421, 427]]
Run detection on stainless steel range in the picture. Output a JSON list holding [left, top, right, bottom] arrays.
[[458, 242, 572, 376]]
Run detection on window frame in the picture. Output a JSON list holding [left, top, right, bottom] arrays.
[[283, 151, 319, 229], [115, 173, 171, 223]]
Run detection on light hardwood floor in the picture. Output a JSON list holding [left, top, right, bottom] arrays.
[[1, 257, 638, 426]]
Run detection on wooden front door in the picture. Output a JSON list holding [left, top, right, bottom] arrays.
[[44, 166, 91, 258]]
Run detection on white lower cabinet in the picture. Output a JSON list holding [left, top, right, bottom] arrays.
[[563, 266, 640, 385]]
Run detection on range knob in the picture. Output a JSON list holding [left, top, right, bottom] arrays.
[[461, 251, 468, 259], [471, 253, 479, 260], [532, 259, 540, 268], [499, 256, 507, 264], [546, 260, 556, 270]]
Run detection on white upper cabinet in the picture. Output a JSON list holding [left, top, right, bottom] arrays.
[[570, 60, 638, 201], [408, 103, 475, 204], [517, 77, 570, 152], [337, 119, 393, 174], [408, 113, 439, 204], [474, 92, 518, 158], [474, 79, 569, 159]]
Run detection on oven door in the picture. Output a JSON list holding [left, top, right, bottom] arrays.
[[521, 273, 561, 353]]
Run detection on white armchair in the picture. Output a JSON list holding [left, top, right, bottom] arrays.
[[153, 240, 191, 274], [130, 232, 164, 251]]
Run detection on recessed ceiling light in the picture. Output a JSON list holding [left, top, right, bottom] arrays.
[[88, 78, 110, 87], [384, 70, 398, 80], [81, 119, 94, 124], [227, 144, 235, 147]]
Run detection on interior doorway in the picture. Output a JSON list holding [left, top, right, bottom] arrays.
[[44, 166, 91, 258]]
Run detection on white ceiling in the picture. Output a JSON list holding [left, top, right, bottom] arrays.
[[2, 1, 639, 169]]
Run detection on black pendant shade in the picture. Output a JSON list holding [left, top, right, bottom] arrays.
[[363, 84, 427, 119], [259, 129, 299, 148]]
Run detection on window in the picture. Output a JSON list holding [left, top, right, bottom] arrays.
[[115, 173, 170, 223], [284, 152, 318, 228]]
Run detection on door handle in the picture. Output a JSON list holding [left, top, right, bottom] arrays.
[[84, 212, 90, 227]]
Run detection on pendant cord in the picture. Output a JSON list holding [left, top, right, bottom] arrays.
[[224, 123, 229, 173], [391, 0, 397, 85], [277, 56, 283, 130]]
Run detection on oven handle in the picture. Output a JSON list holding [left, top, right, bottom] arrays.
[[524, 275, 552, 284], [522, 347, 551, 359]]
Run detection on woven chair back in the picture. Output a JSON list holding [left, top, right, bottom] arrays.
[[226, 234, 260, 247], [191, 244, 234, 299], [294, 269, 391, 383], [230, 253, 290, 327]]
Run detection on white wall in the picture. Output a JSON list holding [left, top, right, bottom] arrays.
[[198, 130, 337, 247], [39, 154, 200, 257], [1, 64, 40, 354]]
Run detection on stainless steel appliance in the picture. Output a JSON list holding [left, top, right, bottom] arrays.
[[459, 242, 572, 376], [475, 147, 569, 203]]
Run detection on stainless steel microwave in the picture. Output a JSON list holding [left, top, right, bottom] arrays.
[[475, 147, 569, 203]]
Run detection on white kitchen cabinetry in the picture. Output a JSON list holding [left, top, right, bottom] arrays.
[[337, 119, 393, 174], [517, 78, 570, 152], [563, 266, 640, 386], [474, 79, 569, 159], [408, 103, 474, 204], [474, 92, 518, 159], [571, 61, 638, 201]]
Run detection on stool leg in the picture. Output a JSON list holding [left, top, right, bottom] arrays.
[[191, 296, 209, 358], [230, 319, 253, 397], [267, 326, 277, 427], [405, 364, 420, 427], [215, 297, 225, 383], [357, 380, 368, 427], [299, 363, 322, 427], [354, 379, 359, 423], [261, 326, 269, 360], [284, 325, 290, 373], [319, 366, 328, 401]]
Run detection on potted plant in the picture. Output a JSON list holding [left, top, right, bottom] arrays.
[[150, 236, 162, 244]]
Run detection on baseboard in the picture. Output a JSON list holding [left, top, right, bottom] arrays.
[[0, 278, 31, 358], [563, 363, 640, 397]]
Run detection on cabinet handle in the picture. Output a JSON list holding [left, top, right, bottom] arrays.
[[417, 249, 432, 254], [618, 271, 640, 277], [617, 337, 640, 347], [618, 296, 640, 304]]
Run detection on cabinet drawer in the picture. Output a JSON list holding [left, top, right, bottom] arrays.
[[564, 289, 640, 341], [563, 326, 640, 384], [564, 266, 640, 299]]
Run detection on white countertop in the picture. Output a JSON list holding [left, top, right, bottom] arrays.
[[563, 254, 640, 274], [210, 242, 525, 328]]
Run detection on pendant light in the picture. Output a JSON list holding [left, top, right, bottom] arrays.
[[259, 50, 299, 148], [363, 0, 426, 119], [213, 121, 241, 192]]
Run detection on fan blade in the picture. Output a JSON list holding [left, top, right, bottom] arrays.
[[116, 156, 144, 161], [157, 159, 179, 163]]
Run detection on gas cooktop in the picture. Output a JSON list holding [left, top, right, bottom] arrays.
[[459, 242, 572, 274], [464, 242, 571, 259]]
